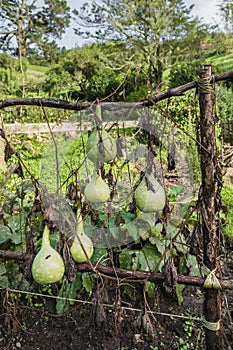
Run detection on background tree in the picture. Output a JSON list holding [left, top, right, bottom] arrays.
[[218, 0, 233, 32], [73, 0, 204, 89], [43, 42, 136, 101], [0, 0, 71, 60]]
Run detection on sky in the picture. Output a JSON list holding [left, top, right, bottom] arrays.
[[57, 0, 221, 49]]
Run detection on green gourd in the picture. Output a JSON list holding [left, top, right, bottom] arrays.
[[70, 209, 94, 263], [86, 105, 117, 163], [86, 128, 117, 163], [32, 226, 65, 284], [135, 173, 166, 213], [84, 175, 110, 203]]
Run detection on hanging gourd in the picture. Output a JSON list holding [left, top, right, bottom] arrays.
[[86, 104, 117, 163], [31, 226, 65, 285], [70, 209, 94, 263], [135, 173, 166, 213], [84, 174, 110, 203]]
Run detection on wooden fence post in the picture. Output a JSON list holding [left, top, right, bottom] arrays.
[[198, 65, 230, 349]]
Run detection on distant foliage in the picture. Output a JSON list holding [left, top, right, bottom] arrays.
[[168, 61, 201, 88]]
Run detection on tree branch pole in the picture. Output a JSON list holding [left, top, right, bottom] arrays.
[[198, 65, 228, 350], [1, 250, 233, 290], [0, 70, 233, 111]]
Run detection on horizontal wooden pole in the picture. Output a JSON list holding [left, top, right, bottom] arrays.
[[0, 250, 232, 290], [0, 70, 233, 112]]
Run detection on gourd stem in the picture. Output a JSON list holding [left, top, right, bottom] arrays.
[[76, 209, 84, 234], [96, 103, 102, 122], [42, 226, 51, 246]]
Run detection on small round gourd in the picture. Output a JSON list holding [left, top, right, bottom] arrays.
[[135, 174, 166, 212], [86, 128, 117, 163], [84, 175, 110, 203], [32, 226, 65, 284]]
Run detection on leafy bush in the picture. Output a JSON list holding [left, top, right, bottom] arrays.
[[221, 183, 233, 241], [169, 61, 201, 88]]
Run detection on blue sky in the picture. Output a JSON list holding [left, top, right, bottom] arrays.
[[58, 0, 221, 49]]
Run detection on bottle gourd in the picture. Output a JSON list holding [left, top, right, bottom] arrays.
[[70, 209, 94, 263], [135, 173, 166, 213], [32, 226, 65, 284]]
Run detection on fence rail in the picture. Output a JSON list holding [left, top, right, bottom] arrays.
[[2, 120, 137, 135]]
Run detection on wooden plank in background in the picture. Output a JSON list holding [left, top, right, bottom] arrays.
[[3, 120, 137, 135]]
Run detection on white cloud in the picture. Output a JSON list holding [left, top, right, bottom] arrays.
[[184, 0, 220, 24]]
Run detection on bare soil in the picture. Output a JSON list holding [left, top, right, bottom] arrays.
[[0, 260, 232, 350]]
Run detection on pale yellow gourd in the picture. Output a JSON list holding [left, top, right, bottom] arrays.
[[31, 226, 65, 284], [70, 209, 94, 263], [84, 175, 110, 203], [135, 174, 166, 213]]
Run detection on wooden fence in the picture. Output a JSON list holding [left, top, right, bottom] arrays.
[[1, 65, 233, 350]]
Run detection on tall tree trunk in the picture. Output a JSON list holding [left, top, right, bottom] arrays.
[[16, 0, 27, 59], [16, 0, 27, 98]]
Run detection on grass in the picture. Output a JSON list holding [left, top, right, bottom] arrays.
[[221, 182, 233, 241], [206, 51, 233, 72], [27, 64, 49, 73]]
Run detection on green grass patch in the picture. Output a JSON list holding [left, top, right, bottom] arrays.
[[207, 52, 233, 71], [27, 64, 49, 73], [222, 182, 233, 240]]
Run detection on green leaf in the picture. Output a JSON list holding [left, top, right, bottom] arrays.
[[56, 278, 71, 314], [120, 211, 136, 223], [8, 214, 26, 244], [0, 264, 6, 275], [67, 275, 82, 304], [50, 231, 61, 249], [82, 273, 95, 294], [141, 242, 161, 271], [136, 212, 155, 227], [0, 275, 8, 288], [145, 281, 155, 299], [91, 247, 107, 264], [151, 222, 163, 236], [186, 254, 201, 277], [56, 297, 70, 315], [168, 185, 185, 202], [119, 250, 133, 270], [119, 242, 160, 272], [0, 226, 12, 244], [149, 234, 166, 255], [124, 221, 139, 241], [176, 284, 185, 305], [173, 233, 189, 255]]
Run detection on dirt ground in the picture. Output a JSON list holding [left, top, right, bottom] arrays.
[[1, 168, 233, 350], [0, 258, 232, 350]]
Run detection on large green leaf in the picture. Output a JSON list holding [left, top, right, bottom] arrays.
[[7, 214, 26, 245], [0, 225, 12, 244], [145, 281, 155, 299], [0, 263, 6, 275], [91, 247, 108, 264], [0, 276, 8, 288], [119, 242, 160, 272], [82, 273, 95, 294], [140, 242, 161, 271]]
